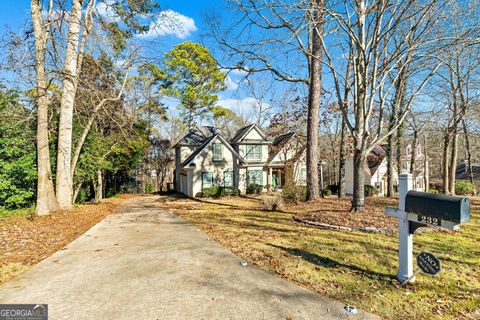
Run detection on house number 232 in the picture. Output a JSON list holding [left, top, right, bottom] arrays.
[[419, 215, 440, 226]]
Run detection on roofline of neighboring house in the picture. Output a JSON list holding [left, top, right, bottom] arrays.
[[181, 134, 247, 168]]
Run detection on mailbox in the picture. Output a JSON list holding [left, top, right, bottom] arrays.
[[405, 191, 470, 225]]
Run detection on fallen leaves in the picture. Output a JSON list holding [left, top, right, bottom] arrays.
[[0, 196, 127, 284], [290, 197, 399, 230]]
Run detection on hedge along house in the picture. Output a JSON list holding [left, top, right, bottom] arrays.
[[173, 124, 307, 197]]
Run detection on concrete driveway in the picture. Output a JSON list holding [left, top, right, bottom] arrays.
[[0, 196, 379, 320]]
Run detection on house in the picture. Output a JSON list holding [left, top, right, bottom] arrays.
[[173, 124, 306, 197], [455, 160, 480, 190], [345, 143, 429, 196]]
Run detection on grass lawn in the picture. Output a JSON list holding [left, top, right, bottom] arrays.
[[158, 195, 480, 320]]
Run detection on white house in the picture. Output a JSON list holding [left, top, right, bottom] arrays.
[[345, 143, 429, 196], [173, 124, 306, 197]]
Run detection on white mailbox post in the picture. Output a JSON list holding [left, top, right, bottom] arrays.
[[385, 173, 470, 284], [385, 173, 414, 283]]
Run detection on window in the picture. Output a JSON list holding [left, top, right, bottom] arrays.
[[224, 171, 234, 187], [245, 145, 262, 161], [213, 142, 223, 161], [202, 172, 213, 188], [248, 170, 263, 186], [300, 167, 307, 183]]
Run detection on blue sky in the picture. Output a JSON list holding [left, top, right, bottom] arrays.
[[0, 0, 281, 125]]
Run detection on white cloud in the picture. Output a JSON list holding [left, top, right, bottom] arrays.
[[96, 1, 120, 21], [230, 69, 249, 76], [136, 10, 197, 39], [225, 76, 239, 91], [218, 97, 270, 116]]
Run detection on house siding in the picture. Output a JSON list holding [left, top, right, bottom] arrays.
[[189, 137, 236, 197]]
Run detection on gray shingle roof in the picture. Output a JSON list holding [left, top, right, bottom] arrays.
[[267, 132, 297, 164], [181, 134, 246, 167], [456, 160, 480, 181], [174, 126, 216, 147]]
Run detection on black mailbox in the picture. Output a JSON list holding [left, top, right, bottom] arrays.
[[405, 191, 470, 224]]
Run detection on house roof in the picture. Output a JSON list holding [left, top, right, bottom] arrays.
[[173, 126, 216, 147], [181, 134, 246, 167], [456, 160, 480, 181], [367, 145, 387, 175], [267, 132, 300, 164], [230, 123, 269, 144]]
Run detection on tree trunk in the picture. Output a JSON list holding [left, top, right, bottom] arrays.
[[31, 0, 59, 215], [73, 182, 82, 204], [410, 130, 418, 175], [56, 0, 82, 209], [337, 117, 346, 197], [94, 170, 103, 203], [396, 112, 405, 174], [442, 132, 450, 194], [386, 132, 396, 197], [462, 119, 476, 194], [448, 126, 458, 194], [351, 149, 366, 212], [337, 48, 352, 199], [305, 0, 325, 201], [423, 135, 429, 192]]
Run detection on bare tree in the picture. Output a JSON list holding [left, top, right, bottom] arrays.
[[321, 0, 445, 211], [209, 0, 326, 200], [30, 0, 60, 215]]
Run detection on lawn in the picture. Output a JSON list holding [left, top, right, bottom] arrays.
[[158, 195, 480, 320]]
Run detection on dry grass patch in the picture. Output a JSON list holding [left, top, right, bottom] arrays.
[[158, 194, 480, 320]]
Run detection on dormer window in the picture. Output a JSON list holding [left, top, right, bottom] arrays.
[[245, 144, 262, 161], [213, 142, 223, 161]]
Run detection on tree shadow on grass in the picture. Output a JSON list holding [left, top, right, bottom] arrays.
[[268, 243, 396, 282]]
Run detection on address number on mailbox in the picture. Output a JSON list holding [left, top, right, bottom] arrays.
[[418, 215, 440, 226]]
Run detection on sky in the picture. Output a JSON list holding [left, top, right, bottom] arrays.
[[0, 0, 280, 126]]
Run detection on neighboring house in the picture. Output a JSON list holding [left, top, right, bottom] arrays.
[[345, 143, 429, 196], [173, 124, 306, 197], [455, 160, 480, 190]]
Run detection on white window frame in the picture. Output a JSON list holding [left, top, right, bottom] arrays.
[[245, 144, 262, 161], [202, 172, 213, 189], [213, 142, 223, 162]]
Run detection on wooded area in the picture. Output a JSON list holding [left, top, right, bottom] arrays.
[[0, 0, 479, 215]]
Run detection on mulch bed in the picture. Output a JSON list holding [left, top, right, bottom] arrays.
[[0, 195, 132, 284], [289, 196, 400, 231]]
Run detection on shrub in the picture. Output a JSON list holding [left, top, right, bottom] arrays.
[[455, 181, 476, 196], [282, 182, 307, 203], [247, 183, 263, 194], [220, 186, 240, 196], [261, 194, 284, 211], [202, 186, 221, 197], [364, 185, 378, 197], [145, 183, 155, 193], [322, 189, 332, 197], [201, 186, 240, 197], [428, 189, 439, 194]]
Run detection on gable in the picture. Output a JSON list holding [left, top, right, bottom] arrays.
[[243, 128, 264, 140], [231, 124, 269, 144], [181, 134, 246, 167]]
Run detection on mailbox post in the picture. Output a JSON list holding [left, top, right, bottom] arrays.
[[397, 174, 414, 282], [385, 173, 470, 284]]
